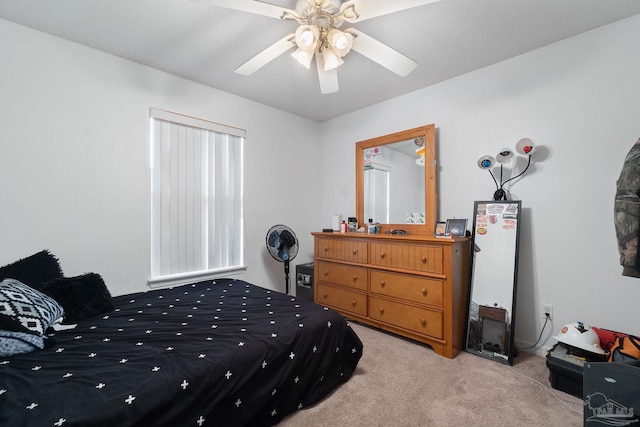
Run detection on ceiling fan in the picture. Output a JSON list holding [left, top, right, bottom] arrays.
[[198, 0, 441, 94]]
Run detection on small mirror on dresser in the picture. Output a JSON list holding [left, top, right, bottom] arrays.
[[356, 124, 437, 234]]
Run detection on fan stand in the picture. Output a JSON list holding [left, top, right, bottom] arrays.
[[284, 259, 291, 295], [265, 224, 299, 296]]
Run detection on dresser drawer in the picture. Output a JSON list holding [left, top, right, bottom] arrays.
[[369, 296, 443, 339], [370, 270, 443, 307], [478, 305, 507, 322], [316, 283, 367, 316], [317, 261, 368, 290], [315, 236, 368, 263], [369, 242, 443, 274]]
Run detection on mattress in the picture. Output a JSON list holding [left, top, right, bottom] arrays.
[[0, 278, 363, 426]]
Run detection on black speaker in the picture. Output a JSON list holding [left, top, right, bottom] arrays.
[[295, 262, 314, 301]]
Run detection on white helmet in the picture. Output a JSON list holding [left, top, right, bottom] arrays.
[[553, 321, 605, 354]]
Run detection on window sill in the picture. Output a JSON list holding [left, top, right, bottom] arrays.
[[147, 266, 247, 289]]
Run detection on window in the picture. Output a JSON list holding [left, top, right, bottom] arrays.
[[149, 108, 245, 287]]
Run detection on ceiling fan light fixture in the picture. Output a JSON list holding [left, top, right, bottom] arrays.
[[221, 0, 426, 94], [294, 25, 320, 51], [322, 48, 343, 71], [291, 48, 315, 68], [327, 28, 353, 57], [338, 3, 359, 21]]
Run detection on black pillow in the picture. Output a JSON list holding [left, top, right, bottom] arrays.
[[34, 273, 114, 323], [0, 250, 64, 287]]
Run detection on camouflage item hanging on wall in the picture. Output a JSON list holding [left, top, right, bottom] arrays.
[[615, 137, 640, 277]]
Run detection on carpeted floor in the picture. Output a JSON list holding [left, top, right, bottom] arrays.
[[280, 322, 583, 426]]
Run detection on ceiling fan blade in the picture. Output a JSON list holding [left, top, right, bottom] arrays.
[[346, 28, 417, 77], [315, 55, 339, 94], [194, 0, 297, 20], [341, 0, 441, 22], [235, 33, 295, 75]]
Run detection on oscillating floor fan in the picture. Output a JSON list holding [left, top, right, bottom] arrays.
[[266, 224, 299, 295]]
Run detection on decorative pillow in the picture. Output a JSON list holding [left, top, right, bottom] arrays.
[[0, 278, 64, 335], [0, 250, 64, 287], [0, 329, 47, 357], [34, 273, 114, 323], [0, 309, 36, 334]]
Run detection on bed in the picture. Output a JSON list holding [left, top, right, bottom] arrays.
[[0, 251, 363, 426]]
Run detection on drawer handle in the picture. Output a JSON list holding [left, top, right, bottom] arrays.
[[352, 249, 358, 255], [323, 270, 329, 276], [323, 293, 328, 298], [380, 252, 386, 259], [351, 300, 357, 307], [379, 281, 386, 288], [323, 246, 329, 252], [352, 275, 358, 282], [421, 288, 427, 296], [421, 319, 427, 326], [421, 256, 427, 264], [379, 308, 384, 314]]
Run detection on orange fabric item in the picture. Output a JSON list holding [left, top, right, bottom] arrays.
[[607, 334, 640, 363], [592, 326, 627, 352]]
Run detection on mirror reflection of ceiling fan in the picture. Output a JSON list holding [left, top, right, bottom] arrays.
[[198, 0, 441, 94]]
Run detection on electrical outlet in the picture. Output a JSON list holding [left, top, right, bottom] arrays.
[[541, 303, 553, 320]]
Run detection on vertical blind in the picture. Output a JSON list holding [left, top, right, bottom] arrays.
[[149, 108, 245, 284], [363, 165, 390, 224]]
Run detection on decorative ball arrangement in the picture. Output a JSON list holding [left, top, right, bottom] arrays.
[[477, 138, 536, 200]]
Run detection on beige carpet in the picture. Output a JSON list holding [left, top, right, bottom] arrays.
[[280, 322, 583, 427]]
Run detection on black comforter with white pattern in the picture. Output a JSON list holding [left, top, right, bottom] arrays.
[[0, 278, 363, 426]]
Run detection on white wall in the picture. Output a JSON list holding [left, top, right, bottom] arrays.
[[3, 14, 640, 355], [319, 14, 640, 352], [0, 18, 322, 297]]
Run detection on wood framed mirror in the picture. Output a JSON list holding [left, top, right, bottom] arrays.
[[356, 124, 437, 235]]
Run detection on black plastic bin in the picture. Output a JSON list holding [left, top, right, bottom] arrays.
[[546, 343, 584, 398]]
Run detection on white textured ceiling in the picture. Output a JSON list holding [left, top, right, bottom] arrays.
[[1, 0, 639, 122]]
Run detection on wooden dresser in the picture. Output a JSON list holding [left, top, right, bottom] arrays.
[[312, 232, 471, 359]]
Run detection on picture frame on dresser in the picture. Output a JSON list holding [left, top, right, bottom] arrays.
[[445, 219, 467, 237], [434, 221, 447, 237]]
